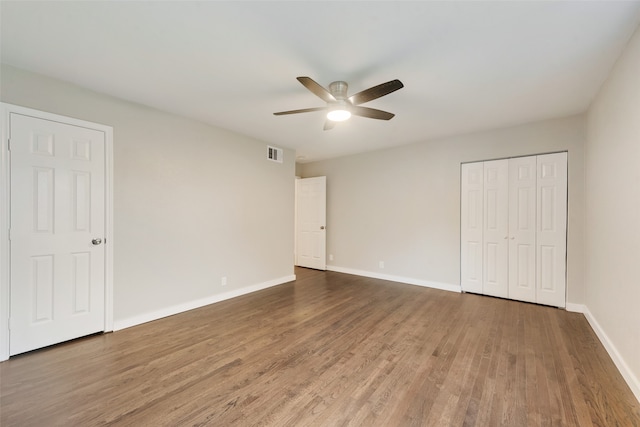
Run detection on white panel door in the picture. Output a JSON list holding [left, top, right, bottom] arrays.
[[482, 159, 509, 298], [460, 162, 484, 293], [508, 156, 537, 303], [10, 113, 106, 355], [295, 176, 326, 270], [536, 152, 567, 307]]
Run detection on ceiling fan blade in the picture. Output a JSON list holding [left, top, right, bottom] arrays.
[[351, 106, 395, 120], [323, 120, 336, 131], [273, 106, 327, 116], [348, 79, 404, 106], [297, 77, 336, 103]]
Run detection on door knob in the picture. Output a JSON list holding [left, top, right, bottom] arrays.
[[320, 226, 325, 230], [92, 238, 103, 245]]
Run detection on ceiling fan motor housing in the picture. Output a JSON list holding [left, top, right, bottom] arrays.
[[329, 81, 349, 100]]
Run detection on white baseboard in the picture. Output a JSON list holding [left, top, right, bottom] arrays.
[[582, 307, 640, 403], [323, 268, 639, 403], [113, 274, 296, 331], [326, 265, 461, 293], [110, 270, 640, 405], [565, 302, 586, 313], [538, 302, 639, 402]]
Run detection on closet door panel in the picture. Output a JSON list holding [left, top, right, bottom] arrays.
[[508, 156, 537, 303], [536, 152, 567, 307], [461, 162, 484, 293], [482, 160, 509, 298]]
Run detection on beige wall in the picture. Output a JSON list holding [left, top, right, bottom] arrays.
[[1, 64, 295, 325], [586, 25, 640, 394], [299, 115, 586, 304]]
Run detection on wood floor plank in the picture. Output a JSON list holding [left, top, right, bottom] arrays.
[[2, 268, 639, 426]]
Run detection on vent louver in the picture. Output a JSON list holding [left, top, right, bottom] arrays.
[[267, 145, 283, 163]]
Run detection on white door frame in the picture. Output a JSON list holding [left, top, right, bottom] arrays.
[[0, 103, 114, 361]]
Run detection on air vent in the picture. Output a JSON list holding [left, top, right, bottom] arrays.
[[267, 145, 283, 163]]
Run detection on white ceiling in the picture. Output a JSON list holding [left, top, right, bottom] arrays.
[[2, 1, 640, 163]]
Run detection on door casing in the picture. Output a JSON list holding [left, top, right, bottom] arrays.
[[0, 102, 114, 361]]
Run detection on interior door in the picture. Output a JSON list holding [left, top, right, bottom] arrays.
[[460, 162, 484, 293], [10, 113, 106, 355], [536, 152, 567, 307], [295, 176, 326, 270], [508, 156, 537, 303], [482, 159, 509, 298]]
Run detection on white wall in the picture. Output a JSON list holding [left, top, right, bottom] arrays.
[[585, 25, 640, 398], [1, 64, 295, 327], [298, 115, 586, 304]]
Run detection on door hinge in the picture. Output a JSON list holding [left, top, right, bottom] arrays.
[[7, 139, 11, 151]]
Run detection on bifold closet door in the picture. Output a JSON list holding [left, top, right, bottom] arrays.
[[508, 156, 537, 303], [461, 153, 567, 308], [482, 160, 508, 298], [536, 152, 567, 308], [460, 162, 484, 294]]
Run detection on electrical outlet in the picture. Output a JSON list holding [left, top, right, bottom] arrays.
[[379, 261, 384, 269], [221, 276, 227, 286], [329, 254, 334, 261]]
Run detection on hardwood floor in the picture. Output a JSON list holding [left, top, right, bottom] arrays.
[[2, 268, 639, 426]]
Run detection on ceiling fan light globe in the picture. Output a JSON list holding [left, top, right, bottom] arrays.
[[327, 109, 351, 122]]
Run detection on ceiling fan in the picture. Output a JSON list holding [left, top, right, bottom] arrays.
[[274, 77, 404, 130]]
